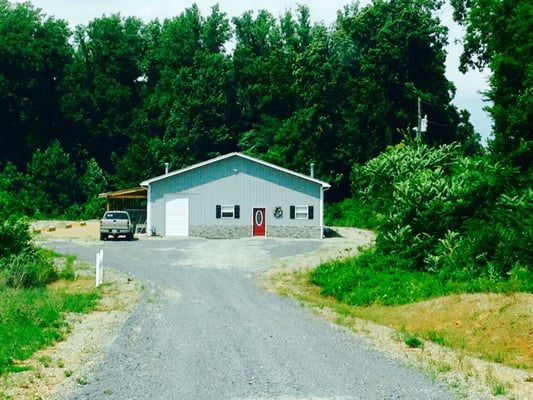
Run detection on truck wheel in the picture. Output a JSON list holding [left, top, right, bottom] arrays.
[[100, 233, 106, 241], [127, 233, 134, 241]]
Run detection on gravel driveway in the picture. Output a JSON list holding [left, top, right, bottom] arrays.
[[42, 236, 460, 400]]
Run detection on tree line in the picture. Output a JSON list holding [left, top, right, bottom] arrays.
[[1, 0, 479, 211], [0, 0, 530, 219]]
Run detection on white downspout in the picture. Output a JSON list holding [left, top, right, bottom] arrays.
[[145, 184, 152, 235], [320, 185, 329, 239]]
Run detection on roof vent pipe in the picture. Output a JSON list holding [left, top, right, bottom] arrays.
[[310, 162, 315, 178], [164, 162, 169, 175]]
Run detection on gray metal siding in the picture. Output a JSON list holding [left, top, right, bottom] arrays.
[[148, 155, 323, 236]]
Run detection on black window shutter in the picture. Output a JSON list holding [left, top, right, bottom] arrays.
[[308, 205, 314, 220], [216, 205, 221, 219], [290, 205, 295, 219], [234, 205, 240, 219]]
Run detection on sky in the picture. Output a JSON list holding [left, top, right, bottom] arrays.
[[28, 0, 492, 142]]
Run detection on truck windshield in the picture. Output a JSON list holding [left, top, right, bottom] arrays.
[[105, 213, 128, 219]]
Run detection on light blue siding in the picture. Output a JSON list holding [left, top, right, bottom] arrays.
[[147, 154, 326, 238]]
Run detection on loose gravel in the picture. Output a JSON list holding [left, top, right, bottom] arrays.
[[37, 232, 462, 400]]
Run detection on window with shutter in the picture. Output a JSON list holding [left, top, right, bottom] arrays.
[[290, 205, 313, 219], [295, 205, 309, 219]]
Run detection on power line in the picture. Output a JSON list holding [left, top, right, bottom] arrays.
[[427, 120, 459, 127]]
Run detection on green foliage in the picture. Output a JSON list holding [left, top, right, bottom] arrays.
[[0, 217, 31, 259], [324, 198, 381, 230], [313, 140, 531, 308], [0, 162, 33, 218], [310, 250, 436, 306], [351, 140, 531, 278], [351, 140, 460, 211], [0, 286, 99, 373], [0, 145, 108, 220], [0, 0, 72, 168], [311, 248, 532, 308], [1, 1, 485, 208], [451, 0, 533, 172], [0, 247, 57, 289], [58, 256, 76, 281], [0, 217, 58, 289], [401, 330, 424, 349], [26, 140, 81, 217]]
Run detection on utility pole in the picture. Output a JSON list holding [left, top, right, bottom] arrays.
[[417, 96, 422, 140]]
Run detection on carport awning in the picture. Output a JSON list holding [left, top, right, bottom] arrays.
[[98, 187, 147, 200], [98, 187, 147, 211]]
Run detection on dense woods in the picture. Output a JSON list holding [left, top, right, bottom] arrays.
[[1, 0, 484, 210]]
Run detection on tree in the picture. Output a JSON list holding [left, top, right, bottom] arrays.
[[335, 0, 463, 151], [61, 14, 147, 174], [234, 7, 336, 182], [0, 162, 32, 218], [451, 0, 533, 171], [26, 140, 80, 217], [121, 4, 234, 183], [0, 0, 72, 167]]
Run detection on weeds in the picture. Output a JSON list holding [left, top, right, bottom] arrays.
[[38, 355, 52, 367], [311, 248, 532, 307], [76, 376, 88, 385], [0, 286, 99, 373], [405, 335, 424, 349], [0, 248, 100, 374]]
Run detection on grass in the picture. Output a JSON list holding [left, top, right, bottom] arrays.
[[267, 266, 533, 371], [0, 252, 100, 374]]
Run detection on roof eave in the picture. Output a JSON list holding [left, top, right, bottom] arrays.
[[139, 152, 331, 188]]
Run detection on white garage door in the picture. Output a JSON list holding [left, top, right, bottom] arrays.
[[165, 197, 189, 236]]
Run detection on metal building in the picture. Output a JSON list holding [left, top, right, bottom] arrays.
[[140, 153, 330, 239]]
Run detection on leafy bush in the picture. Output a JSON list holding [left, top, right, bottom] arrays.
[[0, 248, 57, 289], [325, 198, 381, 230], [0, 217, 31, 259], [349, 140, 531, 283], [0, 218, 58, 288], [351, 141, 460, 211], [314, 141, 532, 306]]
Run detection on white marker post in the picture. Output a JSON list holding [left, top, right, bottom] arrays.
[[95, 249, 104, 287]]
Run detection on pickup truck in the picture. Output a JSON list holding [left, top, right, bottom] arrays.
[[99, 210, 134, 241]]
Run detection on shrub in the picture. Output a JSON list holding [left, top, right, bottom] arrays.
[[348, 140, 531, 283], [0, 217, 31, 260], [325, 198, 381, 230], [1, 248, 57, 289]]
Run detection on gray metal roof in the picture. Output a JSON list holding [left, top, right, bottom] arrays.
[[140, 152, 330, 189]]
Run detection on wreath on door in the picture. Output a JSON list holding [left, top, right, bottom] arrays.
[[273, 206, 283, 219]]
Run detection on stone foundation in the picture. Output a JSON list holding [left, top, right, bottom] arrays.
[[190, 225, 250, 239], [189, 225, 322, 239]]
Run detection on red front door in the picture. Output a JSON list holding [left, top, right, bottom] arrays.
[[253, 208, 266, 236]]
